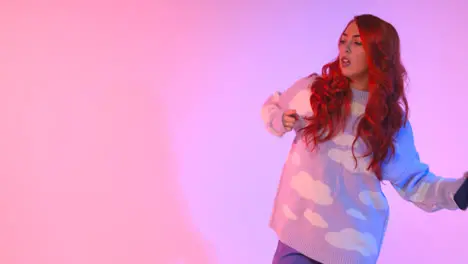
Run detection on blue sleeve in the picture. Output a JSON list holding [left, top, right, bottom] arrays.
[[382, 121, 465, 212]]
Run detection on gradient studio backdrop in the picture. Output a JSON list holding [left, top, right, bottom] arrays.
[[1, 1, 467, 264]]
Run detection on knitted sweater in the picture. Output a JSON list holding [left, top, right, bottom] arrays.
[[261, 75, 465, 264]]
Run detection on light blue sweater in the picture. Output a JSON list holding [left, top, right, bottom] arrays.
[[261, 75, 464, 264]]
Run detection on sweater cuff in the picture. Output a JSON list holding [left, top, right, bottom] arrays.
[[270, 109, 287, 135]]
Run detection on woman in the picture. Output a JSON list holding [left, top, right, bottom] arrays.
[[261, 14, 468, 264]]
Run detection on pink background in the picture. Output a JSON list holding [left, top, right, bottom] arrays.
[[1, 1, 467, 263]]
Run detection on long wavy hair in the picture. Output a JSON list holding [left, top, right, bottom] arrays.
[[301, 14, 409, 180]]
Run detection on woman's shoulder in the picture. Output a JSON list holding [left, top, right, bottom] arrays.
[[280, 73, 319, 115], [394, 119, 415, 146], [298, 73, 319, 87], [283, 73, 319, 96]]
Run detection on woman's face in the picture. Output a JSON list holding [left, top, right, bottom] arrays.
[[339, 21, 368, 80]]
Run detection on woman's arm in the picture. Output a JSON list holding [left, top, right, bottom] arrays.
[[382, 121, 467, 212], [261, 74, 316, 137], [261, 91, 288, 137]]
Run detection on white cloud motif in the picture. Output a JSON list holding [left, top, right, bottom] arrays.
[[325, 228, 378, 257], [332, 133, 355, 146], [359, 191, 388, 210], [288, 89, 312, 116], [290, 171, 334, 205], [407, 182, 431, 203], [328, 149, 371, 174], [290, 152, 301, 166], [434, 178, 444, 195], [346, 208, 367, 220], [351, 102, 366, 116], [304, 209, 328, 228], [282, 204, 297, 220]]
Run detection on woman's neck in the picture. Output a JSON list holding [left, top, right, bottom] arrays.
[[350, 75, 369, 91]]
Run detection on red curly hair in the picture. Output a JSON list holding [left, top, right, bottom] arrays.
[[301, 14, 409, 180]]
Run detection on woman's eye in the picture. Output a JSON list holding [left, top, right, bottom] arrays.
[[354, 41, 362, 46]]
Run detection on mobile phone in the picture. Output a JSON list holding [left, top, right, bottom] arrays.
[[454, 178, 468, 210]]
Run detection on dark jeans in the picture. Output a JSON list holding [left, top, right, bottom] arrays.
[[273, 241, 323, 264]]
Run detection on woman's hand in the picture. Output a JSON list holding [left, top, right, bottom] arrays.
[[282, 109, 299, 132]]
